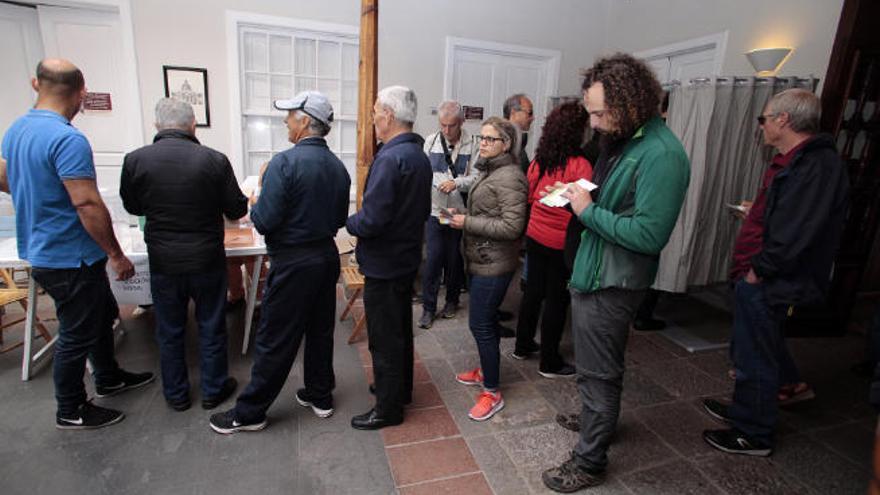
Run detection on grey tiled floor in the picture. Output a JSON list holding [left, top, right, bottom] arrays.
[[417, 284, 875, 495], [0, 296, 394, 495]]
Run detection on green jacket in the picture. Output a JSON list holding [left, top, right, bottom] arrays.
[[570, 117, 690, 293]]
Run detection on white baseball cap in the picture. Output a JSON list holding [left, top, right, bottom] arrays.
[[274, 90, 334, 125]]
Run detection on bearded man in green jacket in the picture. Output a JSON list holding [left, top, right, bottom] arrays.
[[542, 53, 690, 493]]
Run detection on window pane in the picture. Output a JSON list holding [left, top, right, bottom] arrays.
[[296, 76, 316, 93], [342, 155, 356, 184], [245, 73, 270, 111], [341, 120, 357, 153], [271, 75, 293, 104], [325, 122, 339, 151], [269, 35, 292, 73], [246, 117, 272, 152], [243, 32, 267, 72], [318, 78, 340, 110], [342, 81, 357, 116], [248, 152, 272, 177], [295, 38, 316, 75], [272, 117, 289, 151], [342, 43, 358, 81], [318, 41, 341, 78]]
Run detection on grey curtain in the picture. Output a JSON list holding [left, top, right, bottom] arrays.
[[655, 77, 818, 292]]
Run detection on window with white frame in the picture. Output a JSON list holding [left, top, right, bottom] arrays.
[[238, 24, 358, 183]]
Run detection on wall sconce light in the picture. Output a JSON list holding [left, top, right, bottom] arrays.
[[745, 48, 793, 75]]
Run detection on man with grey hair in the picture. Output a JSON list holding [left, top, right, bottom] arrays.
[[418, 100, 479, 328], [347, 85, 432, 429], [210, 90, 350, 434], [121, 97, 248, 412], [503, 93, 535, 173], [702, 88, 849, 456]]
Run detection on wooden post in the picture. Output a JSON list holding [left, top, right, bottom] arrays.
[[356, 0, 378, 210]]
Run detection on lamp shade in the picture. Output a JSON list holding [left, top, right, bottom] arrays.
[[745, 48, 793, 75]]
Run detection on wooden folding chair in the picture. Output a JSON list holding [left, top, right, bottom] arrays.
[[339, 265, 366, 344], [0, 268, 52, 353]]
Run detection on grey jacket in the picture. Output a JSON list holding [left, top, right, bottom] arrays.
[[463, 153, 528, 276]]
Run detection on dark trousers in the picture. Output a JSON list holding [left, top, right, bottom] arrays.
[[150, 268, 228, 402], [634, 288, 662, 321], [515, 238, 570, 369], [728, 279, 785, 447], [422, 217, 464, 313], [364, 273, 415, 419], [32, 258, 122, 416], [571, 288, 644, 472], [469, 272, 514, 391], [234, 247, 339, 423]]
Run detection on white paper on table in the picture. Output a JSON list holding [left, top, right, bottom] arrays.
[[108, 254, 152, 305], [539, 179, 599, 208], [240, 175, 261, 197]]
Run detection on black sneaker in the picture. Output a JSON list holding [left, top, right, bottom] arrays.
[[556, 412, 580, 432], [702, 398, 732, 424], [418, 310, 435, 329], [95, 370, 155, 398], [702, 428, 772, 457], [209, 409, 268, 435], [539, 363, 576, 379], [542, 455, 605, 493], [56, 401, 125, 430], [295, 388, 334, 418], [439, 302, 459, 319], [202, 377, 238, 410], [510, 340, 540, 360], [166, 396, 192, 412]]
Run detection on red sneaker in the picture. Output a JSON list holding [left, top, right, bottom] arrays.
[[455, 368, 483, 386], [468, 390, 504, 421]]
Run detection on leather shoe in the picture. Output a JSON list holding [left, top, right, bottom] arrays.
[[202, 377, 238, 410], [351, 408, 403, 430]]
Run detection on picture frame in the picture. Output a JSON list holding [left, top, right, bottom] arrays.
[[162, 66, 211, 127]]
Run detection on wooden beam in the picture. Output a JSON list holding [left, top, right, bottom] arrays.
[[356, 0, 378, 210]]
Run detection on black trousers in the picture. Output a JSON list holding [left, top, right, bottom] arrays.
[[364, 273, 415, 419], [515, 238, 571, 369], [234, 245, 339, 423]]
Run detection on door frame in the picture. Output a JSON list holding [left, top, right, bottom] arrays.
[[442, 36, 561, 105], [634, 31, 728, 81]]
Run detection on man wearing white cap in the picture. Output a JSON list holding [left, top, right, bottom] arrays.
[[210, 91, 351, 434]]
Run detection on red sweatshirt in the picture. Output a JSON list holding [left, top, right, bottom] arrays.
[[526, 156, 593, 250]]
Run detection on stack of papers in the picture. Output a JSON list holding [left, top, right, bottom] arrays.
[[539, 179, 598, 208]]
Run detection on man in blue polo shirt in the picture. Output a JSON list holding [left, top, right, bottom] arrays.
[[0, 58, 154, 430]]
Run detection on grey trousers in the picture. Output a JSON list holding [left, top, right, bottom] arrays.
[[570, 288, 645, 472]]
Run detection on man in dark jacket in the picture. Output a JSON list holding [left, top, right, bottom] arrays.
[[347, 86, 432, 430], [210, 91, 351, 434], [702, 89, 849, 456], [121, 98, 247, 411]]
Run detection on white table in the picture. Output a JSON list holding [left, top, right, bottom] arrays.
[[0, 227, 267, 381]]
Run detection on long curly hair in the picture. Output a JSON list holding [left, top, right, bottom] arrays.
[[534, 102, 588, 178], [581, 53, 662, 138]]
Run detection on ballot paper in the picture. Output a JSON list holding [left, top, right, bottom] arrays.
[[539, 179, 599, 208]]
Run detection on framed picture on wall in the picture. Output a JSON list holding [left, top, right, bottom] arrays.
[[162, 66, 211, 127]]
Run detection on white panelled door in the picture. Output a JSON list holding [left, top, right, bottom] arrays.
[[37, 5, 141, 190], [446, 38, 560, 157], [0, 3, 43, 152]]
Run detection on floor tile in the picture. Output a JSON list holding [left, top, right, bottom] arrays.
[[408, 381, 443, 409], [386, 437, 480, 486], [772, 433, 871, 495], [381, 406, 459, 446], [619, 460, 722, 495], [635, 400, 724, 458], [465, 434, 529, 495], [399, 472, 493, 495]]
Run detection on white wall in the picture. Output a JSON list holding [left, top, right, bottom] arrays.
[[601, 0, 844, 86], [129, 0, 605, 171]]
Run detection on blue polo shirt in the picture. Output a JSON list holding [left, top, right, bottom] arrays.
[[2, 109, 105, 268]]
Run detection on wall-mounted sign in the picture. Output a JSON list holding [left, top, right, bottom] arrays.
[[463, 105, 484, 121], [83, 92, 112, 111]]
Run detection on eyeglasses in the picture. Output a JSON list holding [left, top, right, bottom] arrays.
[[478, 135, 506, 144], [757, 113, 777, 125]]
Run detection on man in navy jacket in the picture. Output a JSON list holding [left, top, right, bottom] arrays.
[[347, 86, 432, 429], [210, 91, 351, 434]]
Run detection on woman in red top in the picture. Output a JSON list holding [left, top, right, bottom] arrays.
[[512, 102, 592, 377]]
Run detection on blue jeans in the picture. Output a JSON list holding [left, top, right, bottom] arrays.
[[32, 258, 122, 416], [468, 272, 513, 391], [728, 279, 784, 447], [150, 268, 228, 402], [422, 217, 464, 313]]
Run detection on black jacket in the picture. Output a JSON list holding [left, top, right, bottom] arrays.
[[346, 132, 432, 279], [751, 134, 849, 307], [250, 137, 351, 256], [120, 129, 248, 274]]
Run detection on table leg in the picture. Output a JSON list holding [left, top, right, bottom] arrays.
[[241, 254, 263, 355], [21, 273, 37, 381]]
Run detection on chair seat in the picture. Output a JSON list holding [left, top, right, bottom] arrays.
[[0, 288, 28, 306]]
